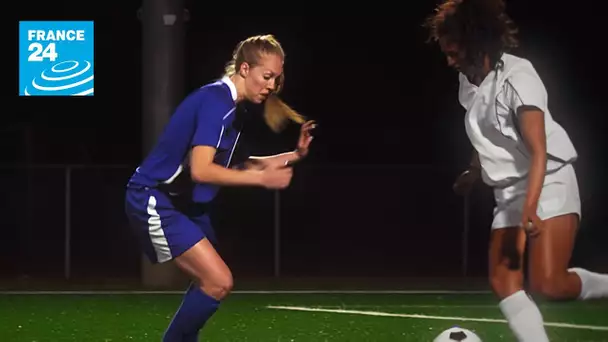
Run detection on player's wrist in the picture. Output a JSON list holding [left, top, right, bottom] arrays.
[[245, 169, 265, 187], [232, 162, 247, 170], [523, 194, 540, 210], [294, 148, 306, 159]]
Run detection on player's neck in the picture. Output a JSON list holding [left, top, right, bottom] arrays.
[[471, 56, 492, 85], [230, 75, 246, 103]]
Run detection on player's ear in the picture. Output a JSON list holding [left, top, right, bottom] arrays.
[[239, 62, 250, 78]]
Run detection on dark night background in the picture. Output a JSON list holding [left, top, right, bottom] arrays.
[[3, 1, 607, 287]]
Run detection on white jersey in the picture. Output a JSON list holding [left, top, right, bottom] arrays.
[[459, 53, 577, 187]]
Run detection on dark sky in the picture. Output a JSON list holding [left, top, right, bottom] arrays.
[[9, 2, 606, 171], [5, 1, 608, 278]]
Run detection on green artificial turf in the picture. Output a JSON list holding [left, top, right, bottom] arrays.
[[1, 292, 607, 341]]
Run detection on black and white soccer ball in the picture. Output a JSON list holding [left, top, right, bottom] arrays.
[[433, 326, 482, 342]]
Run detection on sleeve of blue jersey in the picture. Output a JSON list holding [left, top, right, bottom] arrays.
[[191, 88, 229, 148]]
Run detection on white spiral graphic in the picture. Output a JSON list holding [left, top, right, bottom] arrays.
[[24, 60, 94, 96]]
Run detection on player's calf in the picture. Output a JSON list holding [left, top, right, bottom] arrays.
[[490, 228, 549, 341], [490, 271, 524, 300], [163, 238, 233, 341], [489, 227, 526, 300]]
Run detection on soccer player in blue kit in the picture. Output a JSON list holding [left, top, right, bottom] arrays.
[[124, 34, 315, 341]]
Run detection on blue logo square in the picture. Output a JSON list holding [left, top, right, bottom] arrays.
[[19, 21, 94, 96]]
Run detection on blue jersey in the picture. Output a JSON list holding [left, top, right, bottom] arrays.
[[128, 77, 241, 203]]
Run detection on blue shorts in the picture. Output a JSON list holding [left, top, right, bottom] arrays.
[[124, 185, 217, 264]]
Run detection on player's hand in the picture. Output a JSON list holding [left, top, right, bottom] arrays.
[[246, 157, 285, 170], [243, 159, 266, 171], [295, 120, 316, 158], [260, 165, 293, 189], [521, 203, 543, 237], [452, 167, 480, 196]]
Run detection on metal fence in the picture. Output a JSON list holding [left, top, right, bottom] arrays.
[[3, 163, 576, 281]]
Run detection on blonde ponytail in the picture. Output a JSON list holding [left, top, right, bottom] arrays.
[[263, 94, 306, 133]]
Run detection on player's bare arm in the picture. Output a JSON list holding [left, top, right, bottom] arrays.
[[518, 106, 547, 235], [469, 149, 481, 171], [453, 149, 481, 195], [191, 145, 292, 189], [248, 151, 300, 168], [248, 120, 316, 168]]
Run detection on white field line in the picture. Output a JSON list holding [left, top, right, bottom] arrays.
[[266, 305, 608, 331]]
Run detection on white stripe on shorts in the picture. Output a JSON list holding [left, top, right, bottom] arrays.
[[146, 195, 172, 263]]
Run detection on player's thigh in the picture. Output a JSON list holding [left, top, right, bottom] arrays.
[[489, 190, 527, 276], [528, 214, 578, 283], [528, 164, 581, 281], [173, 237, 232, 291], [488, 227, 526, 298], [156, 202, 231, 288]]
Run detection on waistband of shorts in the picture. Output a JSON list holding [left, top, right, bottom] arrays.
[[492, 161, 574, 189], [126, 181, 153, 190]]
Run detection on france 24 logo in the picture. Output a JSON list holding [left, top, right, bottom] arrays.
[[19, 21, 94, 96]]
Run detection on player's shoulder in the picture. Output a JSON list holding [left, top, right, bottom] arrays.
[[501, 53, 539, 79], [176, 80, 234, 122], [191, 79, 233, 103], [177, 79, 233, 113]]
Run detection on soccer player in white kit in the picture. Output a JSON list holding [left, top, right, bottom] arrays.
[[425, 0, 608, 341]]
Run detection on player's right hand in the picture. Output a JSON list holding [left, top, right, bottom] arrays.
[[452, 167, 480, 196], [260, 165, 293, 189]]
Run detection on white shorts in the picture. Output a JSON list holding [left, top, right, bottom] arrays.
[[491, 163, 581, 229]]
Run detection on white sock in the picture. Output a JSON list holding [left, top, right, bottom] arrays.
[[569, 267, 608, 300], [498, 290, 549, 342]]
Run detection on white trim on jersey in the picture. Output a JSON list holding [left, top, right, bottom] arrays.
[[217, 107, 239, 164], [161, 164, 183, 184], [223, 107, 236, 120], [221, 76, 238, 101], [215, 125, 225, 149], [226, 131, 241, 167]]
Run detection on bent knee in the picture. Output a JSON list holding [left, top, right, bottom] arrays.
[[200, 272, 233, 300], [529, 276, 569, 300]]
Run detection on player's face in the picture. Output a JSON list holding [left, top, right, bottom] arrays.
[[439, 37, 489, 84], [439, 37, 466, 74], [243, 53, 284, 103]]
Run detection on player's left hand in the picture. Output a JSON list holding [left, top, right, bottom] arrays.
[[295, 120, 316, 158], [242, 159, 265, 171], [521, 204, 543, 237]]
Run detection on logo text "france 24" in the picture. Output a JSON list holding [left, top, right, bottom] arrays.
[[19, 21, 94, 96]]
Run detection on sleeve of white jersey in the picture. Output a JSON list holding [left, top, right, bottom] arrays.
[[504, 62, 549, 114]]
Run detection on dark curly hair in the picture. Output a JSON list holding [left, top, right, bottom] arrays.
[[424, 0, 519, 70]]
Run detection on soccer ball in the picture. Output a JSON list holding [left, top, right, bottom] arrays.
[[433, 326, 482, 342]]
